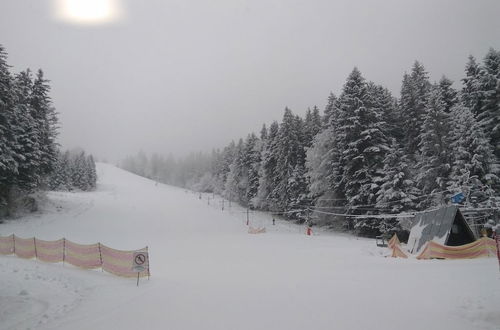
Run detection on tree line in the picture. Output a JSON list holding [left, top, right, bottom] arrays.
[[49, 150, 97, 192], [0, 45, 96, 217], [122, 48, 500, 236]]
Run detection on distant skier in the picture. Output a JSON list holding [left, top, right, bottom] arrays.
[[272, 218, 275, 225], [306, 223, 312, 236]]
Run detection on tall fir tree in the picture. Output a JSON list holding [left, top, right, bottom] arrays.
[[323, 92, 337, 128], [448, 105, 496, 190], [461, 55, 483, 116], [400, 61, 431, 157], [416, 85, 453, 205], [271, 108, 307, 214], [254, 121, 279, 210], [12, 70, 42, 191], [0, 45, 18, 204], [30, 69, 58, 182], [477, 48, 500, 159], [376, 140, 420, 213], [437, 76, 458, 113], [243, 133, 261, 206]]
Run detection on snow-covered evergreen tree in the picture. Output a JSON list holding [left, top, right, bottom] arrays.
[[448, 105, 496, 190], [437, 76, 458, 113], [461, 55, 483, 116], [254, 121, 279, 210], [303, 106, 322, 148], [0, 45, 18, 205], [400, 62, 431, 157], [243, 133, 261, 206], [322, 92, 337, 128], [477, 48, 500, 159], [271, 108, 307, 215], [337, 70, 390, 210], [11, 69, 42, 192], [376, 140, 420, 213], [30, 69, 58, 182], [224, 139, 246, 204], [416, 85, 453, 205]]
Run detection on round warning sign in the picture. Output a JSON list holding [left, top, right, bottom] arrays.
[[132, 252, 148, 272]]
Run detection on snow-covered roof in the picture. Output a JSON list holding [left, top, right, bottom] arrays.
[[407, 205, 474, 254]]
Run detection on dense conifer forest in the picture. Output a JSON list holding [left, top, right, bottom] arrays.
[[122, 48, 500, 236], [0, 45, 96, 217]]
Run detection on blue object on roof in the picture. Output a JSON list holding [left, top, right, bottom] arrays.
[[451, 192, 465, 204]]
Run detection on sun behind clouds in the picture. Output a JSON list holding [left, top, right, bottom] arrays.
[[53, 0, 124, 25]]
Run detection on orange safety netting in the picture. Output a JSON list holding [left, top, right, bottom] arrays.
[[64, 240, 102, 269], [248, 226, 266, 234], [416, 237, 497, 260], [390, 244, 408, 258], [14, 236, 36, 259], [0, 234, 14, 255], [35, 238, 64, 263], [387, 234, 407, 258], [100, 244, 149, 278], [388, 234, 400, 248], [0, 234, 150, 278]]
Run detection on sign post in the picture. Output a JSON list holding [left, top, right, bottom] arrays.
[[495, 233, 500, 273], [132, 251, 148, 286]]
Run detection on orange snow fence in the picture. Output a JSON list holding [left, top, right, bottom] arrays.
[[36, 238, 64, 263], [387, 234, 408, 258], [416, 237, 497, 260], [13, 236, 36, 259], [248, 226, 266, 234], [388, 234, 400, 248], [100, 244, 149, 278], [65, 240, 102, 269], [390, 244, 408, 258], [0, 234, 150, 278], [0, 234, 14, 255]]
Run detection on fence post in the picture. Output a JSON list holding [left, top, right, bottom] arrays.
[[33, 237, 37, 259], [146, 245, 150, 280], [495, 234, 500, 273], [62, 238, 66, 266], [98, 242, 103, 272]]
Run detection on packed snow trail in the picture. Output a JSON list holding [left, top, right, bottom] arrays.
[[0, 163, 499, 330]]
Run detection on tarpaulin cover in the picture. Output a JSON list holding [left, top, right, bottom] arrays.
[[0, 234, 14, 255], [417, 237, 497, 260], [100, 244, 149, 278]]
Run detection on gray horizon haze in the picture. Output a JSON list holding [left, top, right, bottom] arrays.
[[1, 0, 499, 162]]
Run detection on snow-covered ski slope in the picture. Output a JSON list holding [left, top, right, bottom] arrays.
[[0, 163, 499, 330]]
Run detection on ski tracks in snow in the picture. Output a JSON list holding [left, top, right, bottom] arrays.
[[0, 257, 90, 330]]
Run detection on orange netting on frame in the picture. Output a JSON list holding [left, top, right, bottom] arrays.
[[388, 234, 400, 249], [0, 234, 14, 255], [416, 237, 497, 260], [35, 238, 64, 263], [0, 234, 149, 278], [388, 234, 408, 258], [100, 244, 149, 278], [248, 226, 266, 234]]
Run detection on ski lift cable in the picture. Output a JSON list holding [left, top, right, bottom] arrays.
[[308, 208, 416, 219], [303, 189, 456, 208]]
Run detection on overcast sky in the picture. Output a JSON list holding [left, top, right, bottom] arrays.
[[1, 0, 499, 162]]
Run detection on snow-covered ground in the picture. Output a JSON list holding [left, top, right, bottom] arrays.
[[0, 163, 499, 330]]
